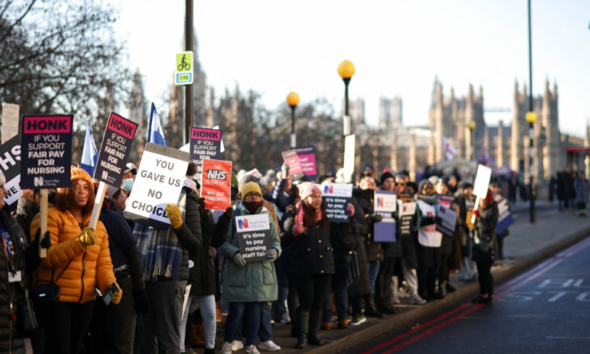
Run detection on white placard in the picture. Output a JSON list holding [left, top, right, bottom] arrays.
[[322, 183, 353, 198], [400, 202, 417, 216], [473, 164, 492, 198], [343, 134, 355, 183], [374, 190, 397, 213], [1, 103, 19, 143]]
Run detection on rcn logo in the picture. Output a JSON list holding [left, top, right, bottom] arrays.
[[324, 185, 333, 194], [377, 197, 384, 207], [34, 176, 44, 187], [237, 219, 249, 230]]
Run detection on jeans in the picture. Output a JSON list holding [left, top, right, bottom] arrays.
[[368, 261, 381, 294], [37, 301, 94, 354], [224, 302, 262, 346], [140, 280, 187, 354], [274, 260, 289, 319], [459, 257, 476, 280], [179, 294, 217, 350], [259, 302, 273, 342], [476, 260, 494, 296], [322, 254, 351, 322]]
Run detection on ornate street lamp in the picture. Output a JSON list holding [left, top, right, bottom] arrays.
[[338, 60, 355, 135], [286, 92, 300, 148]]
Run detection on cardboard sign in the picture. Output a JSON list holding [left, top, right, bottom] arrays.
[[201, 159, 232, 211], [496, 198, 514, 234], [296, 146, 317, 181], [399, 202, 417, 237], [1, 103, 19, 143], [20, 115, 72, 189], [281, 149, 304, 180], [343, 134, 355, 183], [435, 204, 457, 237], [437, 195, 454, 208], [235, 213, 272, 262], [94, 113, 138, 187], [190, 128, 222, 175], [123, 143, 189, 230], [0, 135, 21, 209], [322, 183, 352, 223], [473, 164, 492, 198]]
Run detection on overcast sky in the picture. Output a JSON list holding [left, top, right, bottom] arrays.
[[114, 0, 590, 135]]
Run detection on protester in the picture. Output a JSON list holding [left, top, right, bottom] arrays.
[[415, 180, 442, 301], [574, 171, 590, 217], [30, 167, 119, 353], [283, 182, 353, 348], [455, 181, 477, 282], [220, 182, 281, 354], [434, 178, 457, 297], [471, 189, 499, 305], [135, 171, 203, 354], [490, 182, 509, 260]]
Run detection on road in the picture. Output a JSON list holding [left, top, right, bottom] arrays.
[[352, 234, 590, 354]]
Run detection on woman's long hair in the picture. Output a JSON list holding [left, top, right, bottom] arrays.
[[301, 199, 328, 230], [54, 180, 96, 216]]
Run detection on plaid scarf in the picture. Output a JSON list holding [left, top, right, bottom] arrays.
[[135, 190, 187, 282]]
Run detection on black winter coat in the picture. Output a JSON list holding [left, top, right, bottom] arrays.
[[347, 202, 372, 297], [282, 215, 335, 275], [15, 197, 38, 244], [0, 206, 29, 354], [352, 189, 383, 263], [174, 187, 203, 281], [188, 209, 228, 296], [472, 201, 499, 262], [330, 217, 358, 255]]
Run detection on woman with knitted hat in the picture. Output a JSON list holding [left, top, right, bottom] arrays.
[[282, 183, 355, 349], [30, 167, 119, 353]]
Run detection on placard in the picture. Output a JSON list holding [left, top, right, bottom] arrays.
[[435, 204, 457, 237], [0, 135, 22, 209], [437, 195, 454, 208], [281, 149, 304, 180], [201, 159, 232, 211], [322, 183, 352, 223], [473, 164, 492, 198], [235, 213, 272, 262], [94, 113, 138, 187], [20, 115, 72, 188], [399, 202, 417, 237], [374, 190, 397, 213], [190, 127, 222, 175], [296, 146, 317, 181], [496, 198, 514, 234], [1, 103, 19, 143], [374, 190, 397, 242], [343, 134, 355, 183], [123, 143, 189, 230]]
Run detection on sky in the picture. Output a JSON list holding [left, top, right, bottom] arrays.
[[114, 0, 590, 135]]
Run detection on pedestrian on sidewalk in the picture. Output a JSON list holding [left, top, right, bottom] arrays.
[[471, 189, 499, 305], [455, 181, 477, 282], [490, 182, 509, 260], [574, 172, 590, 217], [434, 178, 459, 297], [220, 182, 281, 354]]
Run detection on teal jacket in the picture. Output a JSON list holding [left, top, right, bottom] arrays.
[[220, 202, 282, 303]]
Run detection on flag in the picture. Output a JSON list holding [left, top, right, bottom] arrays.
[[482, 138, 490, 165], [80, 122, 98, 177], [443, 137, 457, 161], [148, 103, 167, 146]]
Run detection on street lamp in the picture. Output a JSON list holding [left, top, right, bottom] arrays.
[[286, 92, 300, 148], [526, 111, 536, 222], [466, 121, 476, 161], [338, 60, 355, 135]]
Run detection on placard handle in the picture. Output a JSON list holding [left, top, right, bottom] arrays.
[[470, 196, 481, 225], [89, 182, 107, 231], [39, 189, 48, 258]]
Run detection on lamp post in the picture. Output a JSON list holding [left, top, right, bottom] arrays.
[[527, 0, 535, 223], [338, 60, 355, 135], [467, 121, 476, 161], [286, 92, 300, 148]]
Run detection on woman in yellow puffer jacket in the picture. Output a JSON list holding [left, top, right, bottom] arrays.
[[30, 167, 119, 353]]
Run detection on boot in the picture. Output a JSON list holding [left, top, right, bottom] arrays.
[[308, 309, 325, 345], [295, 311, 310, 349], [191, 323, 205, 347], [204, 348, 216, 354], [363, 294, 384, 318], [377, 299, 399, 315], [216, 301, 223, 322]]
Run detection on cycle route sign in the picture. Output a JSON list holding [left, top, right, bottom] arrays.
[[175, 51, 193, 85]]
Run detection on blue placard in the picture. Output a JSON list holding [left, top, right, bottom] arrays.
[[374, 211, 396, 242], [496, 212, 514, 234]]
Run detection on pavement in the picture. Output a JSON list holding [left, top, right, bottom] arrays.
[[204, 205, 590, 354]]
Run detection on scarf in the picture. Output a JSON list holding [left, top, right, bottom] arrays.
[[135, 191, 187, 282], [243, 201, 263, 214]]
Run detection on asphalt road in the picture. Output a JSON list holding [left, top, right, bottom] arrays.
[[352, 234, 590, 354]]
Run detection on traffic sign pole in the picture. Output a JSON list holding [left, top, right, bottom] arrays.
[[184, 0, 194, 146]]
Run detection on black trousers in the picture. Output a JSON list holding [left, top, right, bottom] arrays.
[[417, 267, 437, 300], [37, 300, 94, 354], [89, 271, 137, 354], [295, 274, 330, 336], [287, 273, 299, 331], [476, 260, 494, 296], [375, 256, 395, 305], [437, 252, 451, 291]]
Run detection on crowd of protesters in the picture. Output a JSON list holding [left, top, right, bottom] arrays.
[[0, 156, 514, 354]]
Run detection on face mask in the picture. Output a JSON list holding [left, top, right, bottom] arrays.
[[243, 201, 263, 214]]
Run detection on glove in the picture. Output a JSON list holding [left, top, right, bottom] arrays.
[[292, 222, 304, 236], [133, 289, 150, 314], [281, 163, 290, 178], [473, 210, 481, 219], [107, 282, 123, 305], [346, 204, 355, 217], [198, 198, 206, 214], [79, 227, 97, 246], [165, 204, 183, 229], [223, 207, 233, 219], [233, 253, 247, 267], [369, 214, 383, 223], [31, 229, 51, 253], [265, 248, 277, 261]]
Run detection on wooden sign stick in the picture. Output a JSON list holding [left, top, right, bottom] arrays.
[[89, 181, 107, 231], [470, 196, 481, 225], [39, 189, 48, 258]]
